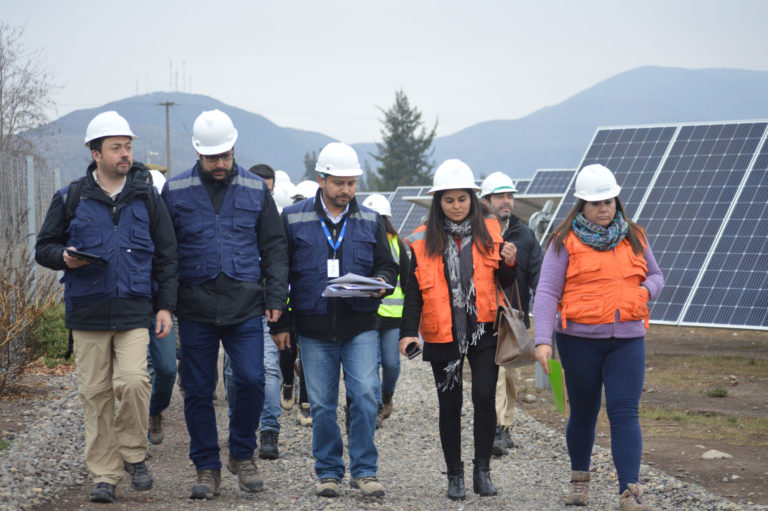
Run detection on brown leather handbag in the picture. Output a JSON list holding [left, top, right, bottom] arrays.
[[493, 280, 536, 367]]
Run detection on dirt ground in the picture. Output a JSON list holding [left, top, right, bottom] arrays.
[[517, 325, 768, 507], [2, 325, 767, 507]]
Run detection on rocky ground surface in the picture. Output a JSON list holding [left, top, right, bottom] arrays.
[[2, 349, 766, 511]]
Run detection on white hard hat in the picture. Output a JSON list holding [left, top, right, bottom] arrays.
[[428, 159, 480, 195], [84, 111, 135, 147], [315, 142, 363, 177], [293, 180, 319, 200], [148, 169, 166, 194], [362, 193, 392, 217], [273, 180, 297, 211], [480, 171, 517, 198], [274, 170, 292, 184], [573, 164, 621, 201], [192, 109, 238, 155]]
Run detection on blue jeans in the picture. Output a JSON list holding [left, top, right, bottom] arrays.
[[179, 316, 265, 470], [556, 333, 645, 495], [147, 317, 177, 417], [376, 327, 401, 405], [298, 330, 379, 481]]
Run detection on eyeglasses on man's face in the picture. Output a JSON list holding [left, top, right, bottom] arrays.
[[202, 151, 234, 163]]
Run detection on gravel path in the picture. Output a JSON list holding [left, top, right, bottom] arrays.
[[1, 353, 764, 511]]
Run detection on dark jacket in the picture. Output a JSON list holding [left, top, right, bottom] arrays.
[[501, 215, 542, 328], [271, 190, 397, 342], [163, 162, 288, 326], [35, 162, 177, 331]]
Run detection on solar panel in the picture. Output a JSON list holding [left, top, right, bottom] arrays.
[[680, 130, 768, 329], [388, 186, 422, 232], [637, 122, 767, 323], [397, 186, 431, 237], [524, 169, 576, 195], [514, 179, 531, 195]]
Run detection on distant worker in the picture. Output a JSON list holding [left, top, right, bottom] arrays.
[[164, 109, 288, 499], [534, 164, 663, 510], [271, 142, 397, 498], [35, 111, 177, 503], [361, 193, 409, 426], [399, 159, 516, 501], [479, 172, 542, 455]]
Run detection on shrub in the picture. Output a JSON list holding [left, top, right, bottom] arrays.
[[28, 301, 70, 367], [706, 387, 728, 398]]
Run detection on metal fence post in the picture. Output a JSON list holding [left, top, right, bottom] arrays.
[[26, 156, 37, 292]]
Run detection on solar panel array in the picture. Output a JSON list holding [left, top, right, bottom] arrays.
[[514, 179, 531, 195], [524, 169, 575, 196], [397, 186, 432, 236], [544, 121, 768, 330]]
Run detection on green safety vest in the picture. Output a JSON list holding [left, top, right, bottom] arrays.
[[378, 235, 404, 318]]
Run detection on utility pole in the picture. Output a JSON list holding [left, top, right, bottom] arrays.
[[157, 101, 176, 176]]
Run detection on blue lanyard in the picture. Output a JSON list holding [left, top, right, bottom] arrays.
[[320, 217, 347, 256]]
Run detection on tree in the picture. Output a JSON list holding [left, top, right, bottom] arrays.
[[0, 22, 57, 156], [369, 90, 437, 191], [302, 149, 318, 181]]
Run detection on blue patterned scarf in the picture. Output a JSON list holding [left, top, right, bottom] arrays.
[[572, 212, 628, 250]]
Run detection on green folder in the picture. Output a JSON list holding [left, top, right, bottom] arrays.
[[548, 359, 566, 415]]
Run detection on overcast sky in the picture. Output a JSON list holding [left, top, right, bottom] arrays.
[[3, 0, 768, 143]]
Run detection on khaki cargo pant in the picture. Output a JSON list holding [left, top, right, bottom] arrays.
[[73, 329, 151, 485], [495, 366, 520, 427]]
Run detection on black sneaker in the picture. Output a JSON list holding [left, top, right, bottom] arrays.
[[258, 430, 279, 460], [124, 460, 153, 491], [89, 482, 115, 503]]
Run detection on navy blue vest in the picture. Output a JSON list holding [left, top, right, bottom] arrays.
[[284, 197, 380, 315], [165, 165, 265, 287], [63, 188, 154, 304]]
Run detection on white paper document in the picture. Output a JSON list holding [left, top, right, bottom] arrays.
[[321, 273, 394, 298]]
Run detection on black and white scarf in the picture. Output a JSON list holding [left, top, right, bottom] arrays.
[[439, 218, 486, 391]]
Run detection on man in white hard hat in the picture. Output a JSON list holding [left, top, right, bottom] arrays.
[[164, 110, 288, 499], [35, 111, 178, 503], [479, 171, 542, 456], [270, 142, 397, 498]]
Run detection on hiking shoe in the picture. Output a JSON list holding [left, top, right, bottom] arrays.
[[258, 430, 279, 460], [297, 402, 312, 427], [190, 469, 221, 500], [565, 470, 590, 506], [124, 460, 153, 491], [492, 426, 508, 456], [280, 384, 295, 410], [148, 414, 163, 445], [500, 427, 515, 449], [620, 483, 655, 510], [227, 456, 264, 493], [89, 482, 115, 503], [350, 476, 385, 497], [381, 391, 394, 419], [315, 478, 341, 497]]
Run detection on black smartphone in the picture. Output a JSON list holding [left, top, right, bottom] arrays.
[[405, 341, 422, 360], [66, 249, 108, 267]]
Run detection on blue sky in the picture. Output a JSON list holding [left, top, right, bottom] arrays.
[[3, 0, 768, 143]]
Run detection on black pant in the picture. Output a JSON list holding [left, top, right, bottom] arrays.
[[430, 338, 498, 466]]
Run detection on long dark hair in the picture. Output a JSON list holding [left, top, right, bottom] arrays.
[[425, 189, 493, 257], [547, 196, 646, 255]]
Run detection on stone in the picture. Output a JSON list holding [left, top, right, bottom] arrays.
[[701, 449, 733, 460]]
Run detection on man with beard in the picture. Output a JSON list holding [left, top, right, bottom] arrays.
[[479, 171, 542, 455], [164, 110, 288, 499], [270, 142, 397, 498], [35, 111, 177, 503]]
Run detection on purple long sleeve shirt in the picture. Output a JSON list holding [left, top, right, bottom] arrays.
[[533, 238, 664, 346]]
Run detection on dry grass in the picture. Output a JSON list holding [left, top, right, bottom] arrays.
[[639, 407, 768, 446]]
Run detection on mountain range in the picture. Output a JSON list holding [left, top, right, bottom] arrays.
[[27, 66, 768, 186]]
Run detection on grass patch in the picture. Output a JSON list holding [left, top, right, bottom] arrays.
[[0, 439, 10, 450], [706, 387, 728, 398], [640, 407, 768, 446], [645, 354, 767, 391], [27, 302, 72, 368]]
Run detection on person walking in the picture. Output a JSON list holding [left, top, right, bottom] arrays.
[[270, 142, 397, 498], [399, 159, 516, 501], [534, 164, 663, 510], [164, 110, 288, 499], [35, 111, 177, 503], [361, 193, 409, 426], [479, 172, 542, 455]]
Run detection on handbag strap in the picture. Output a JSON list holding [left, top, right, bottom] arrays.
[[495, 277, 523, 313]]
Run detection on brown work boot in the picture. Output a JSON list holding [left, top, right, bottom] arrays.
[[350, 476, 385, 497], [381, 391, 394, 419], [620, 483, 655, 510], [565, 470, 590, 506], [189, 469, 221, 500], [148, 414, 163, 445], [227, 456, 264, 493]]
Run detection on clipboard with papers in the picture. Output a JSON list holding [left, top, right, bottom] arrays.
[[321, 273, 394, 298]]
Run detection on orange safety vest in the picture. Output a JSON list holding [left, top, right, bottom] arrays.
[[559, 230, 650, 329], [409, 218, 503, 344]]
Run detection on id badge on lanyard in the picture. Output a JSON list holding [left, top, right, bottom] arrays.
[[320, 218, 347, 279]]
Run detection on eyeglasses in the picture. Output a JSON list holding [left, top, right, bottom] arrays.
[[202, 152, 234, 163]]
